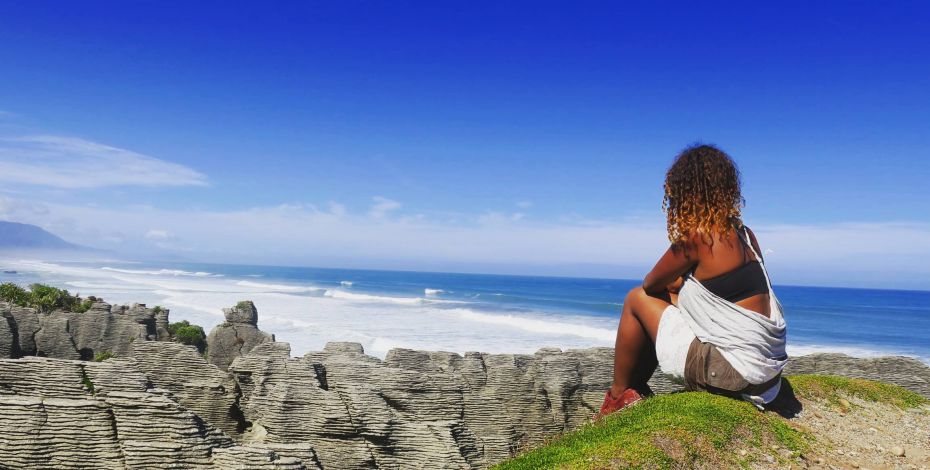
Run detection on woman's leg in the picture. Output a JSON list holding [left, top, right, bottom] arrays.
[[609, 286, 671, 398]]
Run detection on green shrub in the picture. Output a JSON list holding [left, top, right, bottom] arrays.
[[0, 282, 29, 306], [93, 351, 115, 362], [168, 320, 207, 353], [0, 282, 95, 313], [72, 298, 95, 313]]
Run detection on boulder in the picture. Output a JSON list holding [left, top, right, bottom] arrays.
[[206, 301, 274, 371], [225, 301, 258, 325]]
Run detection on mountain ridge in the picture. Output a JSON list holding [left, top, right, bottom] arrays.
[[0, 220, 86, 251]]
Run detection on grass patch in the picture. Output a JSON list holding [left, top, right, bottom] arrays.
[[494, 391, 809, 470], [495, 375, 926, 469], [789, 374, 927, 409], [79, 366, 95, 395], [93, 351, 115, 362]]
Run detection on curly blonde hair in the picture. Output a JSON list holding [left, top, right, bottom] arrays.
[[662, 144, 744, 245]]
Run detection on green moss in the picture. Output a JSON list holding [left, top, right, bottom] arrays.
[[495, 391, 810, 470], [789, 374, 927, 409], [236, 300, 253, 310], [152, 305, 163, 314], [93, 351, 115, 362]]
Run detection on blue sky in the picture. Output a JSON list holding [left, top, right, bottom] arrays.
[[1, 2, 929, 288]]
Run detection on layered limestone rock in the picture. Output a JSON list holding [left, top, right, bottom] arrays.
[[229, 341, 628, 469], [2, 296, 930, 469], [0, 301, 166, 360], [207, 300, 274, 371], [0, 308, 17, 357], [0, 354, 323, 469], [128, 340, 244, 437], [0, 356, 226, 469]]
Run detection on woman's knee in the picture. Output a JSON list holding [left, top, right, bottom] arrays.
[[624, 286, 646, 303], [624, 286, 647, 310]]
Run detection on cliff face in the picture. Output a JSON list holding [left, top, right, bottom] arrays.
[[0, 299, 928, 469], [0, 301, 164, 360]]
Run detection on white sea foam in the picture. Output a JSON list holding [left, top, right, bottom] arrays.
[[323, 289, 426, 305], [102, 267, 220, 277], [424, 288, 445, 296], [340, 281, 354, 287], [235, 280, 325, 293], [452, 308, 616, 341], [787, 343, 925, 362], [9, 258, 928, 364]]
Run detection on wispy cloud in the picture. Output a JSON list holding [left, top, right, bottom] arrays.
[[4, 194, 930, 289], [0, 135, 208, 189], [368, 196, 401, 218]]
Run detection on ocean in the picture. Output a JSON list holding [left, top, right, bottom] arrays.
[[2, 258, 929, 364]]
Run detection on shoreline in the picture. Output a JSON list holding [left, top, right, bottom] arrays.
[[2, 261, 930, 364]]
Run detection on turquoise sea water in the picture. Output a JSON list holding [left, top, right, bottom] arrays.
[[3, 259, 929, 363]]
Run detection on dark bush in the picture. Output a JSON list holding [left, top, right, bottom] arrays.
[[168, 320, 207, 353]]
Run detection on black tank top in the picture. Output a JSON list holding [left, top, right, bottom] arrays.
[[698, 227, 769, 303]]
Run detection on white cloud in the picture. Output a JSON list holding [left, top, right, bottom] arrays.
[[144, 229, 175, 240], [516, 200, 533, 209], [368, 196, 401, 218], [0, 135, 208, 189], [3, 194, 930, 289]]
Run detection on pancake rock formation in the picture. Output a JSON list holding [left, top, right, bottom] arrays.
[[0, 298, 929, 469], [206, 300, 274, 370]]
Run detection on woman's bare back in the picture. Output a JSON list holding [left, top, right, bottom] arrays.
[[691, 228, 771, 317]]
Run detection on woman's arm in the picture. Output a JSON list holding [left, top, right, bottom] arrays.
[[642, 242, 697, 296]]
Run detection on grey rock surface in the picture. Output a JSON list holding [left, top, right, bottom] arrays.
[[1, 298, 929, 469], [0, 301, 166, 360], [7, 304, 41, 355], [0, 307, 17, 357], [207, 300, 274, 370], [129, 340, 243, 437]]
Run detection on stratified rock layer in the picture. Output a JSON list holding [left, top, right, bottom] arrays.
[[1, 297, 929, 469], [207, 301, 274, 371], [0, 301, 165, 360]]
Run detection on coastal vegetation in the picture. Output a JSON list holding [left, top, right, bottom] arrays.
[[0, 282, 95, 313], [494, 375, 928, 469], [93, 351, 115, 362], [167, 319, 207, 353]]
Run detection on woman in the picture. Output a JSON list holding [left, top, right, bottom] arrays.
[[598, 144, 788, 417]]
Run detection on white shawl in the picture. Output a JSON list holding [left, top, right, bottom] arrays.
[[676, 228, 788, 387]]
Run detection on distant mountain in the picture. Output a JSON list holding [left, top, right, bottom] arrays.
[[0, 221, 84, 250]]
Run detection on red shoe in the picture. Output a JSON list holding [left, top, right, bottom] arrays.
[[596, 387, 643, 419]]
